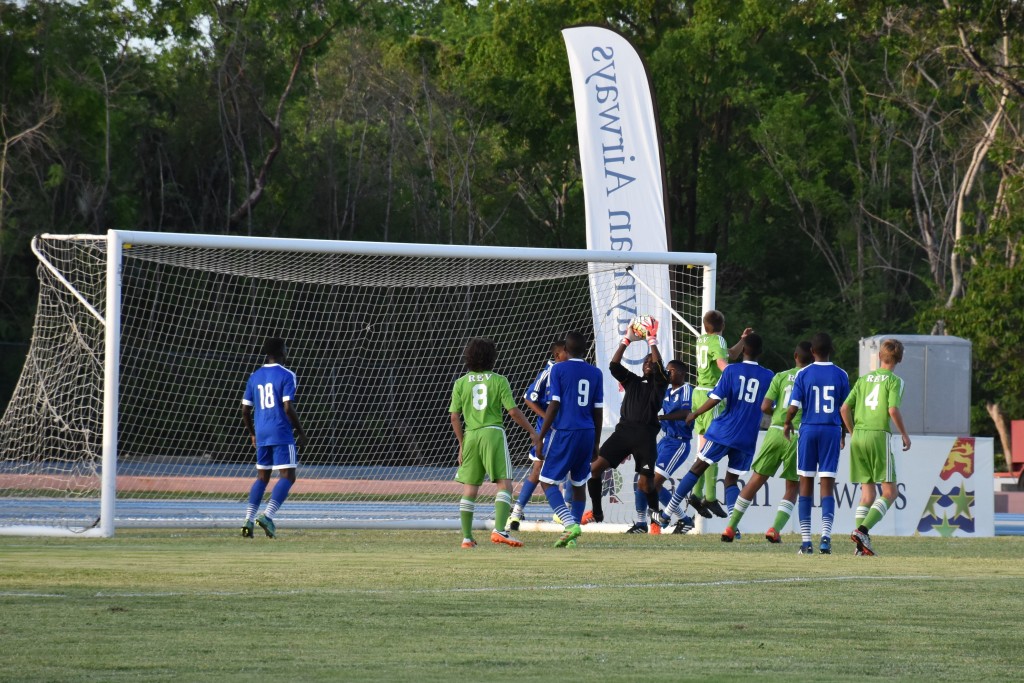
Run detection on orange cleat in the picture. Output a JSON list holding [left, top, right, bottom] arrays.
[[491, 530, 523, 547]]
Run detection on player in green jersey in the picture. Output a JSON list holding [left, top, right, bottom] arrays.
[[450, 338, 541, 549], [690, 310, 751, 518], [721, 341, 812, 544], [840, 338, 911, 556]]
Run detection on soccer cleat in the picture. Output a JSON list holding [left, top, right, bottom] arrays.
[[241, 521, 254, 538], [819, 537, 832, 554], [491, 530, 523, 547], [581, 510, 602, 524], [721, 526, 736, 543], [734, 529, 742, 540], [672, 516, 695, 534], [461, 539, 478, 548], [625, 523, 648, 534], [851, 529, 875, 556], [765, 527, 782, 544], [650, 521, 661, 535], [704, 499, 728, 518], [688, 495, 712, 519], [255, 513, 276, 538], [650, 509, 671, 529], [506, 513, 522, 532], [552, 513, 562, 525], [797, 542, 814, 555], [554, 523, 582, 548]]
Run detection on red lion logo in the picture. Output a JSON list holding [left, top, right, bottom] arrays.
[[940, 437, 975, 480]]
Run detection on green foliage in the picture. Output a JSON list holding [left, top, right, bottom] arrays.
[[3, 0, 1024, 431], [930, 218, 1024, 417]]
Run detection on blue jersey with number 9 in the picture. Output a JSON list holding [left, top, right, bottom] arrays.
[[243, 364, 298, 446], [547, 358, 604, 431]]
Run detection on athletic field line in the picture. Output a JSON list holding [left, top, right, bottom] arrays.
[[0, 574, 985, 599]]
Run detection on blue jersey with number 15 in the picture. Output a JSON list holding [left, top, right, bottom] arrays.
[[547, 358, 604, 431], [242, 363, 298, 447], [789, 362, 851, 427]]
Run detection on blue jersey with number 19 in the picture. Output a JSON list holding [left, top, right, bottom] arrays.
[[547, 358, 604, 431], [704, 361, 775, 455], [789, 362, 851, 427], [242, 363, 298, 447]]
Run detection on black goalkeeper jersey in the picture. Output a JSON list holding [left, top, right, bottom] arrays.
[[609, 360, 669, 427]]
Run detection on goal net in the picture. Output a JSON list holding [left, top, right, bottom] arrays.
[[0, 231, 715, 535]]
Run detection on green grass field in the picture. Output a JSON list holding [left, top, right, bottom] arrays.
[[2, 529, 1022, 682]]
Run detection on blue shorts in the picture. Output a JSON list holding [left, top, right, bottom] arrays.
[[539, 428, 594, 486], [696, 438, 753, 475], [655, 436, 691, 478], [797, 424, 842, 478], [528, 429, 554, 463], [256, 443, 297, 470]]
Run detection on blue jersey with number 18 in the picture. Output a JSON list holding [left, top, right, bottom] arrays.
[[242, 363, 298, 447], [705, 361, 775, 455], [546, 358, 604, 431]]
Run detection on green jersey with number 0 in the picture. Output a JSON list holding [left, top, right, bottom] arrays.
[[843, 368, 904, 432], [767, 367, 802, 429], [449, 372, 516, 431], [695, 333, 729, 388]]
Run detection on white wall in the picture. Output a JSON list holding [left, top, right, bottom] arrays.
[[599, 433, 994, 537]]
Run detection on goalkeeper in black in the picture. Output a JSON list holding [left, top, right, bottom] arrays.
[[586, 317, 669, 532]]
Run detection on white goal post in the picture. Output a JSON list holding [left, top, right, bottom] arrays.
[[0, 230, 716, 536]]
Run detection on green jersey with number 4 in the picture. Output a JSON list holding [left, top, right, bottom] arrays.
[[449, 372, 516, 431], [695, 333, 729, 388], [843, 368, 905, 432]]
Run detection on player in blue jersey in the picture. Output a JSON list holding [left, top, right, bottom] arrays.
[[537, 331, 604, 548], [641, 360, 696, 534], [507, 341, 568, 531], [653, 333, 774, 529], [783, 332, 851, 555], [722, 340, 812, 544], [241, 337, 309, 539]]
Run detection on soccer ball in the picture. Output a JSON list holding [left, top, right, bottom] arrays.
[[630, 315, 653, 339]]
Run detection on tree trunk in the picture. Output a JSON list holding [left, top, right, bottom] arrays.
[[985, 402, 1012, 470]]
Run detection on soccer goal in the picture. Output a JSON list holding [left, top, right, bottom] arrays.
[[0, 231, 715, 535]]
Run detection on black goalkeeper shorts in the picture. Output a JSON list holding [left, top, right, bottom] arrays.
[[599, 422, 660, 476]]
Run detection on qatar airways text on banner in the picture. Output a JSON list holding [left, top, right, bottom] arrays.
[[563, 26, 672, 429]]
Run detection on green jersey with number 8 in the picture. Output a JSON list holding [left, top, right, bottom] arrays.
[[449, 372, 516, 431], [843, 368, 904, 432]]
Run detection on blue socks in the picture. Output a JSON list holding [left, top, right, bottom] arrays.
[[246, 478, 269, 521], [516, 479, 539, 508]]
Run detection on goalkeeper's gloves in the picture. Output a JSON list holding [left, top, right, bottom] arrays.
[[621, 326, 640, 346], [643, 317, 659, 346]]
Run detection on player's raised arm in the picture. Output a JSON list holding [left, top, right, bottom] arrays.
[[727, 327, 754, 361]]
